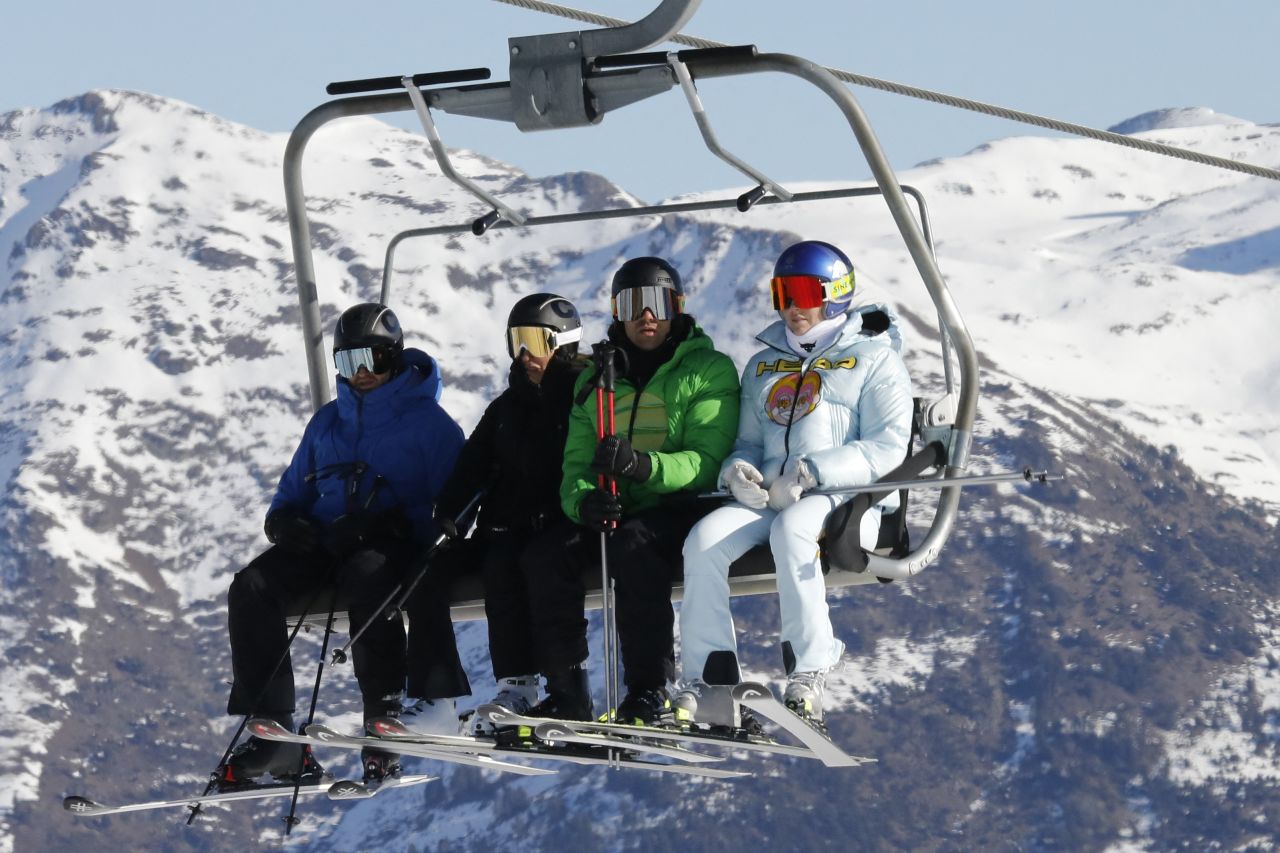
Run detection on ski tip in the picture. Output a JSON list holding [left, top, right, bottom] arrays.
[[64, 795, 107, 816], [730, 682, 773, 702], [328, 773, 437, 800], [327, 780, 371, 800], [531, 722, 573, 742], [304, 723, 344, 742], [365, 716, 409, 738], [477, 703, 519, 725], [247, 717, 289, 738]]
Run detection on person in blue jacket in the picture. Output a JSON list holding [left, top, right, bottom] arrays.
[[217, 303, 466, 786], [674, 241, 913, 732]]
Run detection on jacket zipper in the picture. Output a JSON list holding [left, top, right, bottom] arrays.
[[774, 333, 847, 476]]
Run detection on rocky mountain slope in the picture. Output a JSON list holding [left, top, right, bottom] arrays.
[[1, 90, 1276, 851]]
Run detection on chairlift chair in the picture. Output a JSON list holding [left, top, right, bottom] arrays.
[[280, 0, 978, 631]]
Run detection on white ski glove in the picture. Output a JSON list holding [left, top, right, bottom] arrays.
[[767, 458, 818, 512], [724, 460, 769, 509]]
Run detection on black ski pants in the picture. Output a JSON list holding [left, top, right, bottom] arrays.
[[226, 539, 467, 719], [521, 506, 700, 691], [469, 528, 541, 680], [401, 544, 473, 700]]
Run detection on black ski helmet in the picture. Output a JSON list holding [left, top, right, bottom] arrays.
[[506, 293, 583, 357], [333, 303, 404, 358], [610, 256, 683, 297]]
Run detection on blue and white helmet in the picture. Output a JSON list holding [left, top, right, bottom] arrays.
[[773, 240, 856, 319]]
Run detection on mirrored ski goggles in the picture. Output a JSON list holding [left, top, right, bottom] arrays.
[[612, 285, 683, 321], [334, 345, 395, 379], [506, 324, 582, 359], [769, 271, 855, 310]]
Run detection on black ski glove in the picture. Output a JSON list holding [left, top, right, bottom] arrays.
[[591, 435, 652, 483], [264, 508, 323, 554], [327, 508, 414, 556], [578, 488, 623, 532], [326, 511, 374, 556], [369, 508, 414, 542]]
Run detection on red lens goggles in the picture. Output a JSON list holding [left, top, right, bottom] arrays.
[[770, 270, 855, 310], [769, 275, 828, 310]]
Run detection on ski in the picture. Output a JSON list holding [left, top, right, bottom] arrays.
[[526, 722, 720, 763], [249, 718, 556, 778], [477, 704, 820, 761], [327, 773, 435, 800], [356, 719, 747, 778], [63, 779, 335, 818], [731, 682, 876, 768], [373, 715, 721, 765], [505, 732, 750, 779], [297, 719, 747, 779]]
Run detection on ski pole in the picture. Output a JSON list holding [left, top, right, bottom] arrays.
[[331, 490, 483, 665], [195, 566, 337, 819], [283, 592, 339, 835], [593, 343, 622, 726], [699, 467, 1064, 499], [388, 488, 486, 612]]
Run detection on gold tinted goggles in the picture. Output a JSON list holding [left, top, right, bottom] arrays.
[[506, 325, 582, 359]]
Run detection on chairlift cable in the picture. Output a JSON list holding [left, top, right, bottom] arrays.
[[493, 0, 1280, 183]]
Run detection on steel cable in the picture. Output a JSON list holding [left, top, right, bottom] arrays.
[[494, 0, 1280, 182]]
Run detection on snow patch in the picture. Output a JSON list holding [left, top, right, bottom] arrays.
[[1108, 107, 1252, 135]]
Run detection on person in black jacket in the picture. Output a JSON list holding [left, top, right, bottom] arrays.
[[425, 293, 587, 735]]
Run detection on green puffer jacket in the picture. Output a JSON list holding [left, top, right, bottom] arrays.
[[561, 324, 740, 521]]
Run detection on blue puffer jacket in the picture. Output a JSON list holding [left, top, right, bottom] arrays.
[[721, 304, 913, 507], [268, 348, 464, 542]]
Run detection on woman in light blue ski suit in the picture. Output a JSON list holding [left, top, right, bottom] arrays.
[[676, 240, 913, 727]]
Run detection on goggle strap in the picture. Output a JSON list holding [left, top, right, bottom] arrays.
[[554, 326, 582, 346]]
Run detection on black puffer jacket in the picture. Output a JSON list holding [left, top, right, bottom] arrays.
[[435, 355, 587, 534]]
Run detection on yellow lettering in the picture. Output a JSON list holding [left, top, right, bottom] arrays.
[[755, 358, 802, 377], [805, 356, 858, 372]]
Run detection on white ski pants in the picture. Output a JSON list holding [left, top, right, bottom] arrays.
[[679, 495, 880, 680]]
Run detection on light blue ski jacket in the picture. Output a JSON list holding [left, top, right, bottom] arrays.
[[721, 305, 914, 506]]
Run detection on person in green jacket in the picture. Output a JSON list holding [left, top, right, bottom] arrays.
[[519, 257, 740, 725]]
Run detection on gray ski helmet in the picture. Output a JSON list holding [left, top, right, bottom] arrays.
[[506, 293, 583, 357], [333, 303, 404, 357], [610, 256, 683, 296]]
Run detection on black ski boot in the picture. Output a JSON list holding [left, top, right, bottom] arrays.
[[613, 686, 670, 727], [361, 748, 402, 785], [217, 726, 326, 790], [527, 664, 594, 722]]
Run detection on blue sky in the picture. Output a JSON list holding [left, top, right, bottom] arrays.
[[4, 0, 1277, 201]]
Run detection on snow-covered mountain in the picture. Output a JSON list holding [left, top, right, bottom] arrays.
[[2, 90, 1277, 852]]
